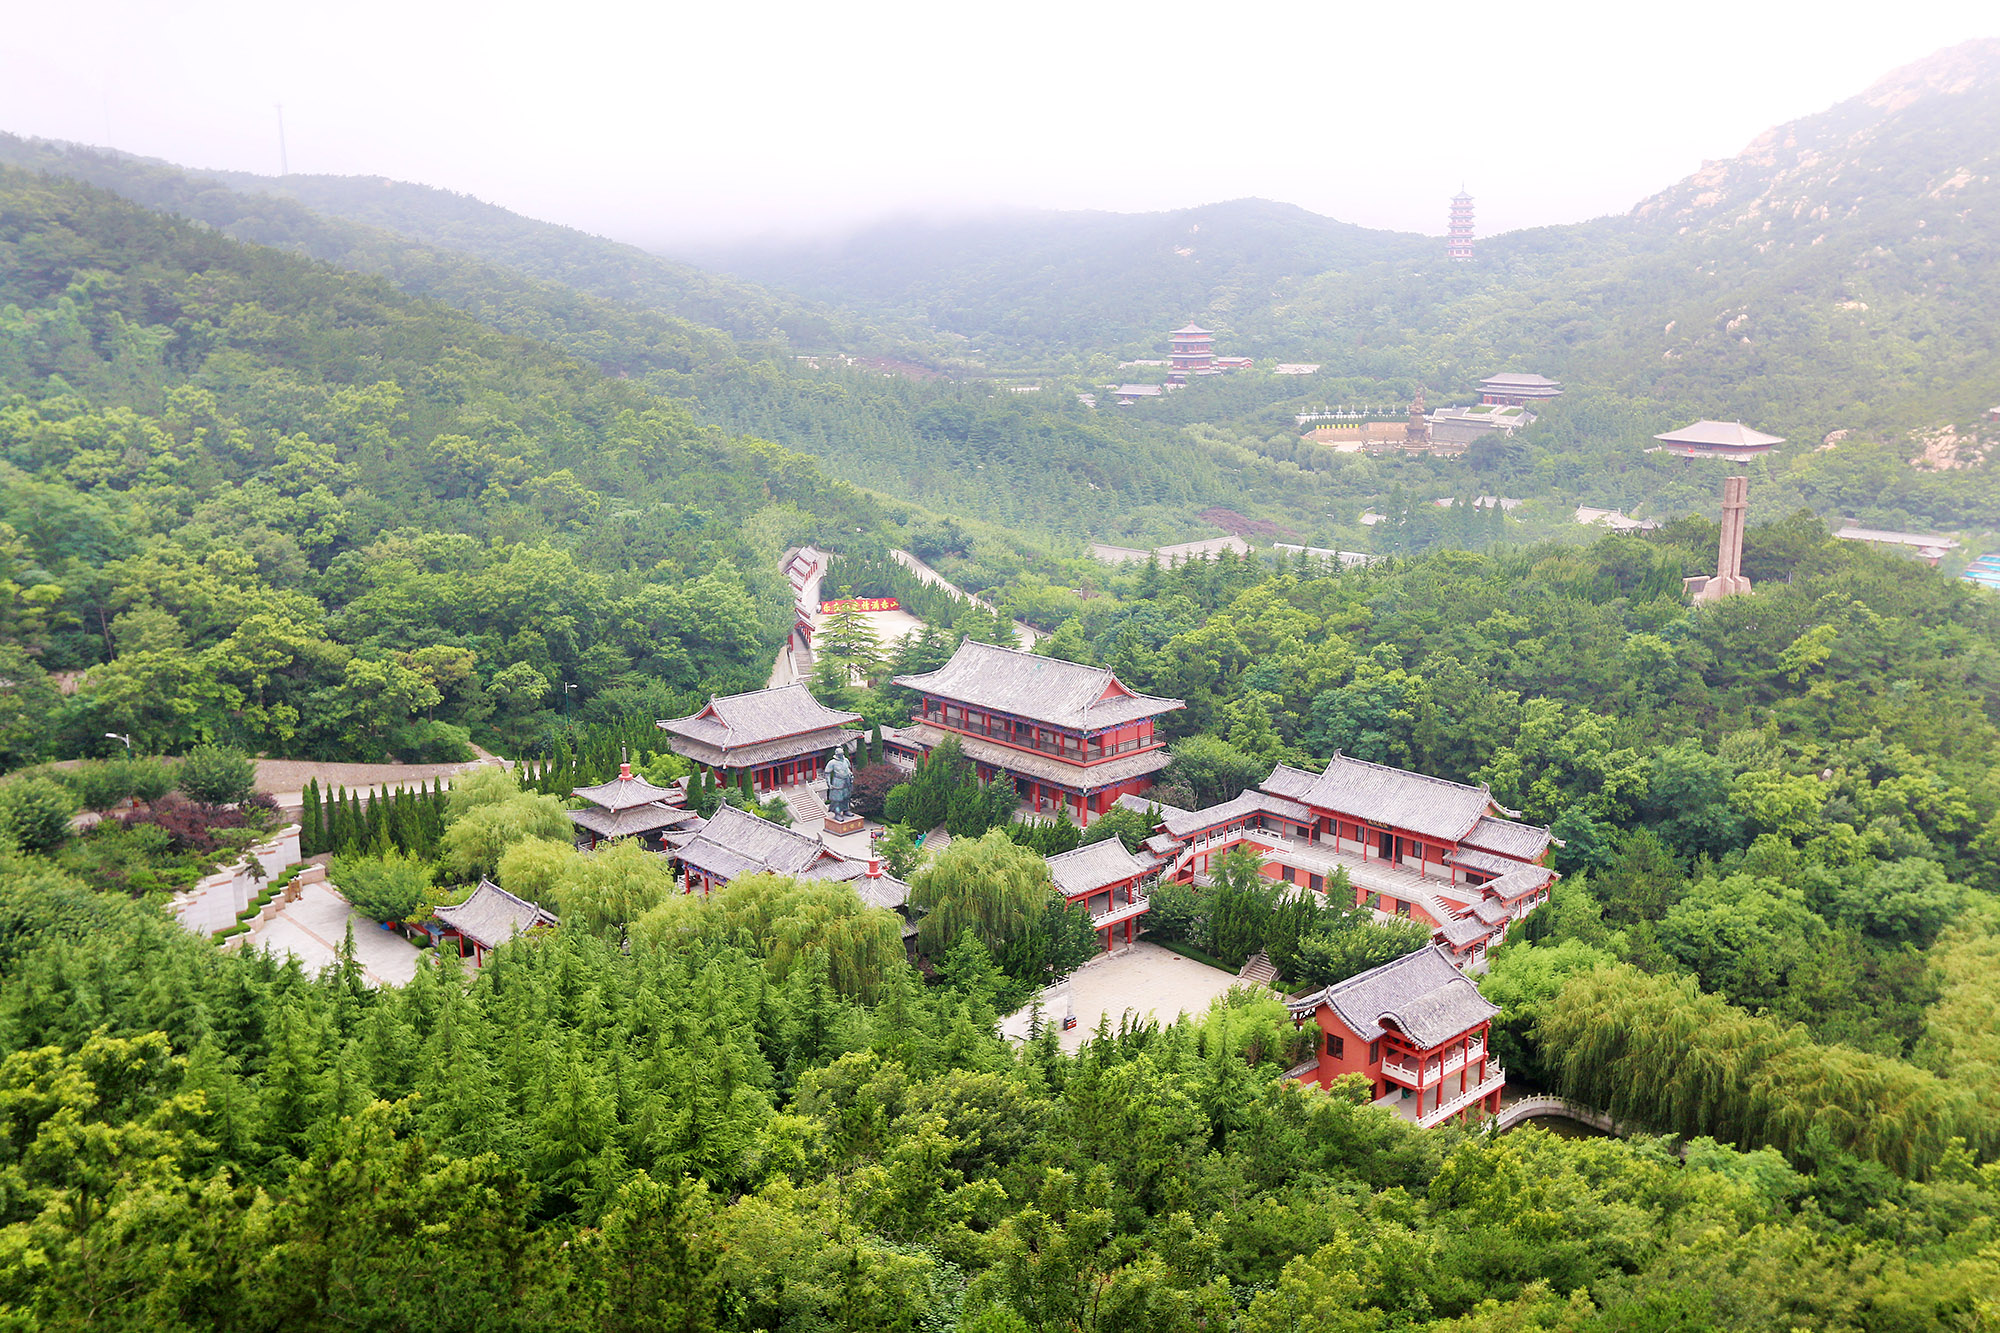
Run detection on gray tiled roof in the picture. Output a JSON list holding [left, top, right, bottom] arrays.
[[1277, 755, 1497, 843], [674, 805, 835, 880], [1482, 866, 1554, 900], [1446, 846, 1527, 878], [567, 804, 701, 840], [1046, 839, 1147, 896], [571, 771, 682, 812], [1262, 764, 1319, 803], [434, 881, 558, 951], [659, 684, 860, 763], [1161, 789, 1313, 838], [1459, 816, 1554, 861], [1438, 915, 1497, 947], [1286, 945, 1498, 1049], [1118, 793, 1185, 821], [893, 724, 1173, 789], [1652, 420, 1785, 448], [893, 641, 1183, 732], [1472, 898, 1512, 925]]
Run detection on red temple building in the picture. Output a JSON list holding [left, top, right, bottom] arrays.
[[1286, 944, 1504, 1126], [887, 641, 1184, 825], [1480, 373, 1564, 406], [1130, 753, 1557, 968], [1651, 420, 1785, 461], [1169, 323, 1215, 378], [1046, 837, 1154, 951], [658, 683, 861, 793], [1449, 191, 1475, 261]]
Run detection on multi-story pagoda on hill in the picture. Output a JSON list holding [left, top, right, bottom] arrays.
[[1168, 324, 1214, 377], [1448, 191, 1475, 261], [886, 640, 1184, 825]]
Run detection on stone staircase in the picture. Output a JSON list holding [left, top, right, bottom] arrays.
[[778, 782, 829, 826], [1238, 951, 1279, 988]]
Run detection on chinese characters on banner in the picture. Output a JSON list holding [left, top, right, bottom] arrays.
[[819, 596, 901, 614]]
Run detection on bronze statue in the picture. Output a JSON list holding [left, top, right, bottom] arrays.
[[825, 749, 855, 820]]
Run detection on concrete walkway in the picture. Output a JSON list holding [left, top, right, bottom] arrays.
[[242, 882, 423, 987]]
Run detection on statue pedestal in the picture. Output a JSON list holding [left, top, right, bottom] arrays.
[[823, 814, 865, 835]]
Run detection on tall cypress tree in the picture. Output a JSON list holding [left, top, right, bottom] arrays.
[[302, 778, 322, 855]]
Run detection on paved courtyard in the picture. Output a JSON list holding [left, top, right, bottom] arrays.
[[243, 883, 423, 987], [1051, 942, 1265, 1052]]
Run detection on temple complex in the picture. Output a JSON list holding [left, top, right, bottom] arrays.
[[658, 683, 861, 793], [1651, 420, 1784, 460], [887, 640, 1184, 825], [1286, 944, 1504, 1125], [566, 759, 699, 850], [1127, 753, 1557, 968], [1046, 838, 1154, 952]]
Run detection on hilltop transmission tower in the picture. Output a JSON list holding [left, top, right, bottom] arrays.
[[1448, 189, 1474, 261], [276, 103, 289, 177]]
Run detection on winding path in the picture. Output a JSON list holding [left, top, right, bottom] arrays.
[[890, 550, 1046, 647]]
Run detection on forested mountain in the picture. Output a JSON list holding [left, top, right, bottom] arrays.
[[0, 166, 892, 764], [699, 198, 1426, 362], [7, 42, 1997, 560], [698, 42, 2000, 448], [0, 135, 923, 359]]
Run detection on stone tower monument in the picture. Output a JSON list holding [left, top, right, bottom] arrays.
[[1686, 475, 1752, 603]]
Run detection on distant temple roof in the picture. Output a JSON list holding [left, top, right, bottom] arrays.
[[434, 881, 557, 952], [1045, 839, 1149, 897], [659, 684, 860, 767], [893, 641, 1184, 733], [1170, 323, 1212, 336], [1652, 421, 1785, 450], [1287, 944, 1499, 1048], [1263, 756, 1512, 844]]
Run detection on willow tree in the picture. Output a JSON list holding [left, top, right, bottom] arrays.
[[910, 829, 1054, 959], [706, 872, 906, 1002]]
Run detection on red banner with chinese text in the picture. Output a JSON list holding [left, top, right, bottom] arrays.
[[819, 596, 901, 614]]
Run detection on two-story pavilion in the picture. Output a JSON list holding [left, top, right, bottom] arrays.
[[887, 641, 1184, 825], [1287, 944, 1504, 1126], [658, 683, 861, 793], [567, 760, 701, 850], [1137, 753, 1557, 969], [1045, 838, 1155, 952]]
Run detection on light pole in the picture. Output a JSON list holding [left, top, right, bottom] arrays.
[[105, 732, 133, 757]]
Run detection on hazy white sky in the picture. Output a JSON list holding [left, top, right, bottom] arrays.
[[2, 0, 1992, 250]]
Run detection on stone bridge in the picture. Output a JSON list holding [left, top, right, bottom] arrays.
[[1493, 1095, 1639, 1137]]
